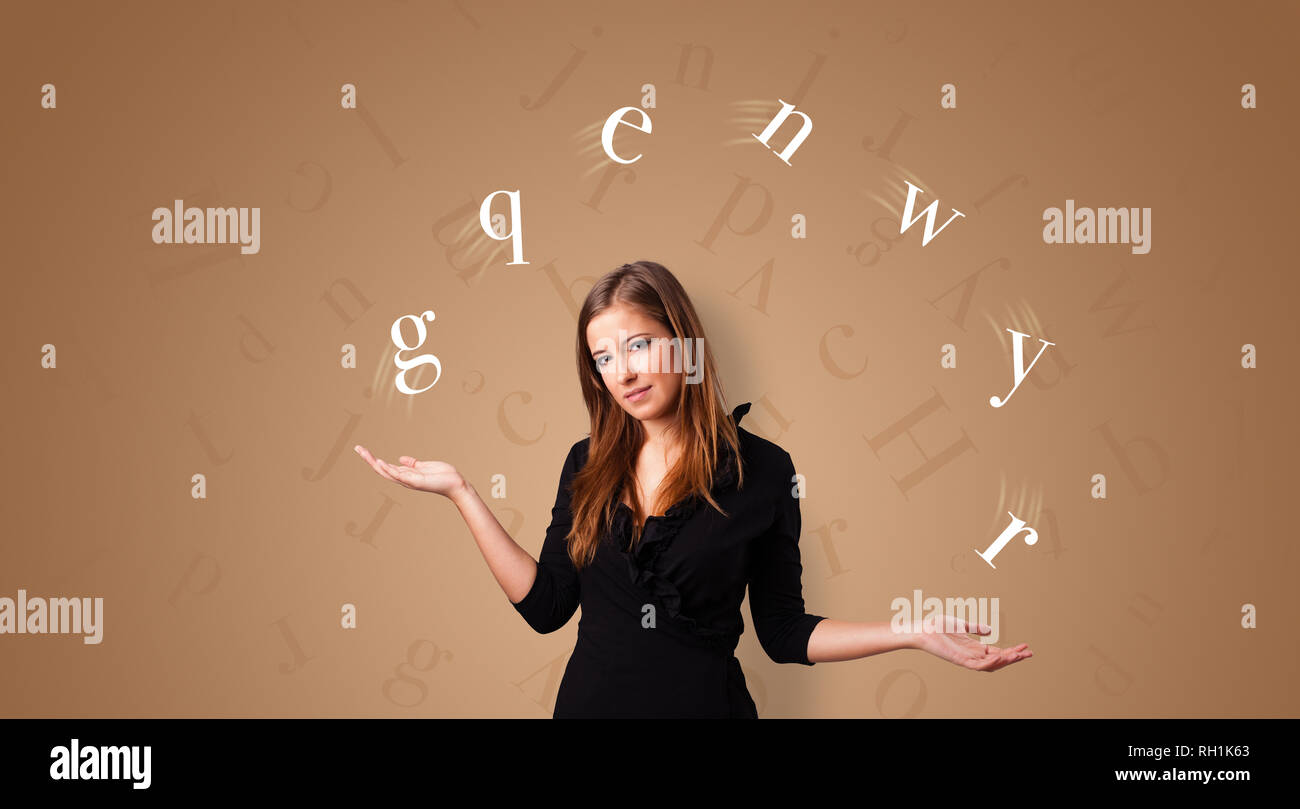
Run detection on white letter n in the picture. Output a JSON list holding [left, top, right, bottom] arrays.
[[751, 98, 813, 165]]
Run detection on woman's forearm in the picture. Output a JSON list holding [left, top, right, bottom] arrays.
[[805, 619, 917, 664], [448, 479, 540, 604]]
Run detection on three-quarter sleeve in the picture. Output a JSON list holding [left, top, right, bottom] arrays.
[[510, 440, 585, 634], [748, 450, 826, 665]]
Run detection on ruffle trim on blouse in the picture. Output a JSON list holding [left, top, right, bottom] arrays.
[[613, 402, 751, 648]]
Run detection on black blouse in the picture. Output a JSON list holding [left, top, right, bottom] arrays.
[[510, 402, 826, 718]]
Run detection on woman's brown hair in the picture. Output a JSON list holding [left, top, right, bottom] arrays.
[[566, 260, 744, 570]]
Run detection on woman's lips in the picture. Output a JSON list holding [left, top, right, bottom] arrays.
[[625, 385, 651, 401]]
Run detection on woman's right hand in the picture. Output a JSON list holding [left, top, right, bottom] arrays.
[[354, 444, 467, 499]]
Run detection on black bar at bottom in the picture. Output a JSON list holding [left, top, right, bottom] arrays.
[[0, 718, 1283, 795]]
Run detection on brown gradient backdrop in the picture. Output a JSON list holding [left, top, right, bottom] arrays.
[[1, 0, 1296, 717]]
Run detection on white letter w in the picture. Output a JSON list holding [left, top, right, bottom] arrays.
[[900, 180, 965, 246]]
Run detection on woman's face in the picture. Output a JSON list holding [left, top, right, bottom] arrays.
[[586, 302, 684, 422]]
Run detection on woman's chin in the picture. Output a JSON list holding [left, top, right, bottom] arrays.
[[625, 396, 658, 416]]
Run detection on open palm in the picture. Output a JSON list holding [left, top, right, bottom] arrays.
[[913, 614, 1033, 672], [354, 444, 464, 497]]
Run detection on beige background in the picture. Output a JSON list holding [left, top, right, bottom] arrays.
[[1, 0, 1296, 717]]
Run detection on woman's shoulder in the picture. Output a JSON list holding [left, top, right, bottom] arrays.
[[729, 403, 798, 498], [564, 436, 592, 470], [736, 424, 788, 458], [735, 424, 796, 481], [731, 402, 795, 466]]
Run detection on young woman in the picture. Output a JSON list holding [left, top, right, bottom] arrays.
[[355, 260, 1031, 718]]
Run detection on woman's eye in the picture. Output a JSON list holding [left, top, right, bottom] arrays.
[[630, 338, 648, 351]]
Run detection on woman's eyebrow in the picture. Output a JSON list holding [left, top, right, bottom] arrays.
[[591, 332, 653, 356]]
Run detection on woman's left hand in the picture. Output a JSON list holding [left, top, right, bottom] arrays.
[[910, 615, 1033, 672]]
